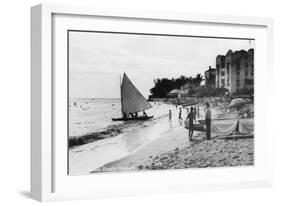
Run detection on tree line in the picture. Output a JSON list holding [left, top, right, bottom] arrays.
[[149, 74, 203, 98]]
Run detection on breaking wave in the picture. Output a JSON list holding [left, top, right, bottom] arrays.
[[69, 114, 168, 148]]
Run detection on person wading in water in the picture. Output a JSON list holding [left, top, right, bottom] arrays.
[[187, 107, 195, 141], [169, 109, 172, 122]]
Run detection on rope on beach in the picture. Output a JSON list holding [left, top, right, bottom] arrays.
[[211, 117, 253, 121]]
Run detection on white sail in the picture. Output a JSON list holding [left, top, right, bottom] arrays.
[[121, 73, 152, 115]]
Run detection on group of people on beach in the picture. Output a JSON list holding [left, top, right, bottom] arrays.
[[123, 110, 148, 120], [169, 102, 211, 142]]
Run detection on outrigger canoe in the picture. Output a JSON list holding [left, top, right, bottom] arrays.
[[112, 115, 153, 121], [182, 101, 199, 107]]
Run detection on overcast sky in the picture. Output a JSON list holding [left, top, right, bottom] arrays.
[[69, 31, 254, 98]]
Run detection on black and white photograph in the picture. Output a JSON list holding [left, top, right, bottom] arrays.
[[68, 31, 254, 175]]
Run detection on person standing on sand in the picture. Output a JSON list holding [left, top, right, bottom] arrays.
[[205, 102, 211, 140], [197, 105, 200, 118], [178, 107, 183, 121], [169, 109, 172, 122], [193, 106, 197, 122], [187, 107, 195, 141]]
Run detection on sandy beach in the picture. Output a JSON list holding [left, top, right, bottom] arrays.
[[95, 129, 253, 173]]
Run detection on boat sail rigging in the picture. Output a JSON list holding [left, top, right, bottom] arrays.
[[112, 73, 153, 121]]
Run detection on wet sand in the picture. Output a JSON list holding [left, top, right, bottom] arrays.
[[96, 126, 191, 172]]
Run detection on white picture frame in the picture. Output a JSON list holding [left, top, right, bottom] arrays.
[[31, 3, 274, 202]]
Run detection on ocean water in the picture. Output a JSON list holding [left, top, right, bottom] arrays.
[[69, 98, 123, 138], [68, 98, 184, 174], [69, 98, 174, 138]]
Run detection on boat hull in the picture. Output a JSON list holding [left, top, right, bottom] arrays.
[[184, 120, 205, 131], [112, 116, 154, 121], [182, 101, 198, 107]]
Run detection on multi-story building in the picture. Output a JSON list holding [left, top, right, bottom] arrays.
[[216, 49, 254, 94], [204, 66, 216, 88]]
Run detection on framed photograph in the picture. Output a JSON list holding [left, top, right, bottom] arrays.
[[31, 3, 274, 201]]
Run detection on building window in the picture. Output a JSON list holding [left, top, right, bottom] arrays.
[[221, 59, 225, 68], [245, 62, 248, 68], [216, 66, 219, 76], [226, 62, 230, 74], [221, 71, 225, 76], [245, 69, 248, 76], [236, 64, 240, 75], [221, 79, 225, 87], [227, 78, 230, 86], [245, 79, 253, 85], [236, 79, 240, 87], [251, 64, 254, 76]]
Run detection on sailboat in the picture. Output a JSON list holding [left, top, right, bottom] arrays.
[[112, 73, 153, 121]]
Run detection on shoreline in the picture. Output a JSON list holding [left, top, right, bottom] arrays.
[[94, 126, 191, 172], [94, 132, 254, 173]]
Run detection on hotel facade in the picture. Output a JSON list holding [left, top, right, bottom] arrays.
[[204, 66, 216, 88], [216, 49, 254, 94]]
